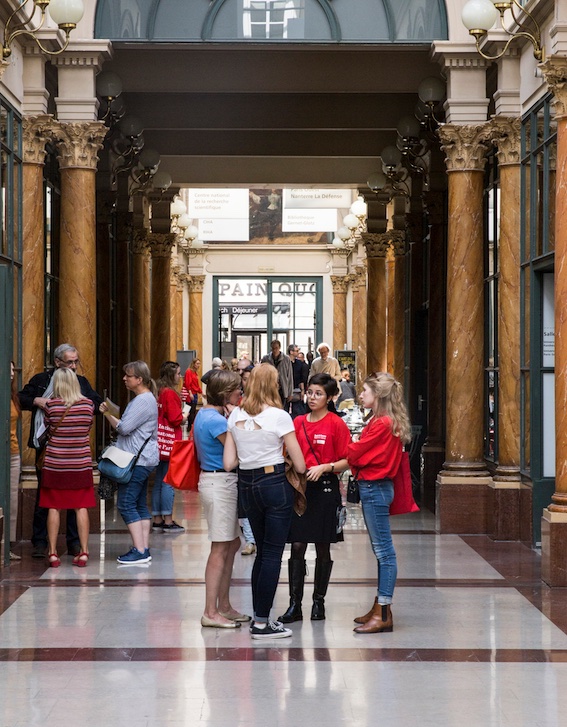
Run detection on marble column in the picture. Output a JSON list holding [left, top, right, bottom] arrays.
[[21, 116, 52, 466], [330, 275, 348, 353], [148, 233, 176, 377], [176, 272, 185, 354], [131, 230, 150, 363], [54, 121, 107, 387], [436, 123, 493, 534], [391, 231, 406, 383], [421, 191, 447, 512], [386, 247, 395, 375], [170, 264, 181, 361], [490, 117, 523, 540], [350, 264, 367, 388], [540, 59, 567, 585], [363, 233, 390, 375], [188, 275, 206, 360]]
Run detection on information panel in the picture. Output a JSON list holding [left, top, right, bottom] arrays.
[[282, 208, 338, 232], [283, 189, 352, 209]]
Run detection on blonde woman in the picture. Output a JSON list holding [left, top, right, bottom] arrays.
[[223, 364, 305, 640], [39, 368, 95, 567], [347, 372, 411, 634]]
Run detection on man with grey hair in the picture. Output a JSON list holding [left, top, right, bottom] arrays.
[[19, 344, 102, 558]]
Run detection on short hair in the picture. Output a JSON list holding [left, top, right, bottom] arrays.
[[287, 343, 297, 355], [205, 370, 242, 406], [317, 342, 331, 353], [52, 367, 83, 406], [53, 343, 77, 362], [211, 357, 223, 368], [271, 340, 281, 348]]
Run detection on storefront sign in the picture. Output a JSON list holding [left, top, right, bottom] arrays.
[[336, 350, 357, 382], [283, 189, 352, 209], [282, 208, 338, 232]]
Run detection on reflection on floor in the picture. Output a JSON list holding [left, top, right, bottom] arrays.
[[2, 492, 567, 726]]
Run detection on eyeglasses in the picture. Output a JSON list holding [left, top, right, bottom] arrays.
[[124, 373, 140, 379], [57, 358, 80, 368], [306, 390, 327, 398]]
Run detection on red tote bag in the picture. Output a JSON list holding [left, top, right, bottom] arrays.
[[390, 451, 420, 516], [163, 436, 200, 491]]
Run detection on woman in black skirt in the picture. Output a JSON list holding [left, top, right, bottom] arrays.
[[279, 373, 351, 622]]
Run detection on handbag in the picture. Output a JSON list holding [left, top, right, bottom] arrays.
[[98, 436, 151, 486], [36, 405, 72, 470], [163, 435, 200, 490], [284, 451, 307, 516], [390, 451, 420, 516], [346, 474, 360, 504], [98, 475, 118, 500]]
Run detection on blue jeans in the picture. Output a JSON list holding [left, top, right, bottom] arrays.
[[117, 465, 153, 525], [151, 460, 175, 517], [238, 464, 294, 621], [359, 479, 397, 605]]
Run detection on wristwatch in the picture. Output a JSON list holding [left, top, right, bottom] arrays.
[[330, 462, 335, 473]]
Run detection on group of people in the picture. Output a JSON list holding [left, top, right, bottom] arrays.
[[10, 341, 412, 639]]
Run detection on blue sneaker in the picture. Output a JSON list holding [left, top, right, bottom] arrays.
[[117, 547, 151, 564]]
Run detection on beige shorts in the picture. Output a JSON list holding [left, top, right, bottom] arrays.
[[198, 471, 240, 542]]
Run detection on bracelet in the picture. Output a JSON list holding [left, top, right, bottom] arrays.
[[330, 462, 335, 473]]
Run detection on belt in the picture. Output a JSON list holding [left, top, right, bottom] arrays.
[[201, 469, 237, 474]]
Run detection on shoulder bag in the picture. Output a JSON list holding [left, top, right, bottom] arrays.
[[163, 433, 200, 491], [98, 436, 151, 486]]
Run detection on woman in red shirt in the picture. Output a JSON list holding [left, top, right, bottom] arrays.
[[279, 373, 351, 623], [153, 361, 188, 533], [347, 372, 411, 634], [183, 358, 202, 430]]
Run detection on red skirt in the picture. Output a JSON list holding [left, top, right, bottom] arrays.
[[39, 486, 96, 509]]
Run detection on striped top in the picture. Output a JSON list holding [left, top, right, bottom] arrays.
[[42, 398, 94, 490]]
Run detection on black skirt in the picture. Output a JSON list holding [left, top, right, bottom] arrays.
[[288, 474, 344, 543]]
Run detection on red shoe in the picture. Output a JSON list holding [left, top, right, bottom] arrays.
[[48, 553, 61, 568], [72, 552, 89, 567]]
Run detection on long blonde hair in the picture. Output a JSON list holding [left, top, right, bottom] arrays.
[[52, 368, 83, 406], [242, 363, 281, 415], [364, 372, 411, 444]]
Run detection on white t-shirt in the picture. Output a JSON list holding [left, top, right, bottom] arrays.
[[227, 406, 294, 470]]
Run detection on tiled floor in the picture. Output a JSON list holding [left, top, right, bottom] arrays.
[[2, 492, 567, 726]]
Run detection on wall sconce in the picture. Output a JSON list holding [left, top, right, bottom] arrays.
[[2, 0, 84, 64], [461, 0, 543, 61], [332, 198, 367, 257], [367, 146, 411, 201], [171, 197, 205, 255], [96, 71, 125, 126]]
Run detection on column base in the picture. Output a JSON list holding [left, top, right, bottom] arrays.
[[421, 444, 445, 513], [488, 480, 522, 541], [541, 509, 567, 587], [436, 471, 492, 534]]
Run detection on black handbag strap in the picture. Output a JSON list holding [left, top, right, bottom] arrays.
[[131, 435, 152, 467], [302, 419, 322, 465]]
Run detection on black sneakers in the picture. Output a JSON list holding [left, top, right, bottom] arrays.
[[249, 619, 292, 639]]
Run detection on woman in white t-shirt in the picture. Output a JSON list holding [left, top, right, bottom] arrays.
[[224, 364, 305, 640]]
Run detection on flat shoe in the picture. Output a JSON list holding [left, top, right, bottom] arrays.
[[48, 553, 61, 568], [201, 615, 241, 629], [219, 611, 252, 623], [72, 552, 89, 567]]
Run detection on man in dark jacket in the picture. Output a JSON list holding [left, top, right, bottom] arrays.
[[19, 343, 102, 558]]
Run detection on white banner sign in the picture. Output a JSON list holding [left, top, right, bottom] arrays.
[[282, 208, 338, 232], [188, 189, 249, 219], [283, 188, 352, 209], [199, 217, 249, 241]]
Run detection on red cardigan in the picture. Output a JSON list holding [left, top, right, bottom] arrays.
[[184, 369, 203, 396], [347, 415, 403, 481]]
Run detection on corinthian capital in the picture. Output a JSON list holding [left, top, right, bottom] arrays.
[[391, 230, 406, 257], [188, 275, 206, 293], [132, 229, 149, 255], [437, 123, 492, 172], [330, 275, 349, 294], [541, 58, 567, 120], [22, 115, 56, 165], [53, 121, 108, 170], [148, 233, 176, 258], [362, 232, 391, 258], [490, 116, 522, 166]]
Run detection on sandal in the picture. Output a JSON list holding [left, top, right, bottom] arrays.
[[72, 552, 89, 567], [48, 553, 61, 568]]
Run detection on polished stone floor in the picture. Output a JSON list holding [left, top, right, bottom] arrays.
[[1, 491, 567, 726]]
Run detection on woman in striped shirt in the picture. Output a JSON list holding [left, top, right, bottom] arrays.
[[40, 368, 95, 568]]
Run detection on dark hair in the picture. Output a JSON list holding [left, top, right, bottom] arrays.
[[287, 343, 297, 355], [157, 361, 180, 395], [205, 370, 242, 406], [308, 372, 339, 399]]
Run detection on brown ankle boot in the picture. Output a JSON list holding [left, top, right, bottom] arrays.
[[353, 597, 378, 624], [353, 604, 393, 634]]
